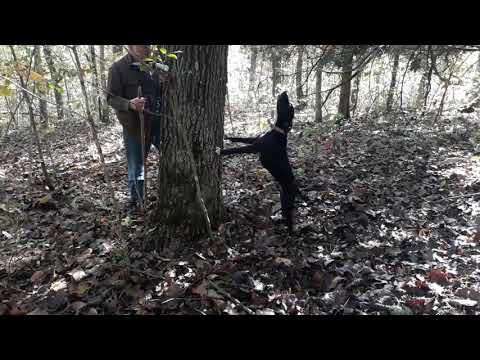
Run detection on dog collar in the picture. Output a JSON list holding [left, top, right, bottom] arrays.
[[272, 126, 286, 135]]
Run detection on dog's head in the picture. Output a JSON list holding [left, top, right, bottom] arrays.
[[275, 91, 294, 133]]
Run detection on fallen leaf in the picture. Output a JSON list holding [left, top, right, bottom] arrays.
[[275, 257, 293, 267], [405, 298, 425, 312], [455, 288, 480, 301], [30, 270, 46, 284], [70, 281, 91, 297], [1, 230, 13, 239], [68, 269, 87, 282], [428, 268, 450, 285], [191, 280, 208, 297], [69, 301, 87, 314], [50, 278, 67, 292], [86, 308, 98, 315]]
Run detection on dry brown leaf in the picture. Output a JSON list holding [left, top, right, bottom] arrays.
[[428, 268, 450, 285], [30, 270, 46, 284], [191, 280, 209, 297]]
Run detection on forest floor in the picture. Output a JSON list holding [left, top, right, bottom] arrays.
[[1, 110, 480, 315]]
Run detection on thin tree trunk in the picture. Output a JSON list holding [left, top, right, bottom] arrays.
[[99, 45, 110, 123], [351, 65, 361, 116], [296, 45, 305, 99], [63, 76, 72, 121], [1, 95, 25, 145], [315, 64, 323, 123], [34, 49, 48, 128], [271, 48, 281, 98], [338, 47, 354, 119], [43, 45, 64, 121], [248, 46, 258, 103], [9, 45, 54, 190], [151, 45, 228, 252], [386, 52, 400, 112], [71, 47, 106, 166], [89, 45, 106, 124], [423, 61, 434, 112]]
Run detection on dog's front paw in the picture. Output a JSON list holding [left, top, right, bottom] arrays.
[[215, 146, 221, 155]]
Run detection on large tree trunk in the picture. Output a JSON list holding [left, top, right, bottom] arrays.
[[296, 45, 305, 99], [248, 46, 258, 103], [386, 52, 400, 112], [315, 63, 323, 123], [34, 49, 48, 128], [151, 45, 228, 252], [42, 45, 64, 121], [338, 47, 354, 119]]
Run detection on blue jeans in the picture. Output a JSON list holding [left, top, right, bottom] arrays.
[[123, 127, 160, 203]]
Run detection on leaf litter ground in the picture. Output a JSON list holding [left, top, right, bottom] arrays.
[[1, 111, 480, 315]]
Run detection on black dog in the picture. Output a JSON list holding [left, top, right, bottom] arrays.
[[218, 91, 299, 233]]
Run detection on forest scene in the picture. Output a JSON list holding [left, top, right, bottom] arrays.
[[1, 44, 480, 315]]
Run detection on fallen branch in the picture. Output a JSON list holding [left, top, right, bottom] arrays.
[[207, 280, 255, 315]]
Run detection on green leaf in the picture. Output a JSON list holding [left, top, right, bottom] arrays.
[[144, 57, 154, 63], [55, 86, 64, 94], [38, 194, 52, 205], [0, 85, 12, 97], [167, 53, 178, 60], [159, 48, 167, 55]]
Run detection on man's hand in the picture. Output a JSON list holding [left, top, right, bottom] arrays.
[[129, 97, 146, 112], [215, 147, 221, 155]]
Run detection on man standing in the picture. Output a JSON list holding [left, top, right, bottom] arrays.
[[107, 45, 161, 212]]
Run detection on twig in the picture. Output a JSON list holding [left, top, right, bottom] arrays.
[[207, 280, 255, 315]]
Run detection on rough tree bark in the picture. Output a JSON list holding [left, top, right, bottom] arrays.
[[296, 45, 305, 100], [338, 47, 354, 119], [150, 45, 228, 252], [315, 63, 323, 123], [386, 52, 400, 112], [42, 45, 64, 121]]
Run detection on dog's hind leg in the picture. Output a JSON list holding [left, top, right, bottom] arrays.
[[279, 181, 298, 234]]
